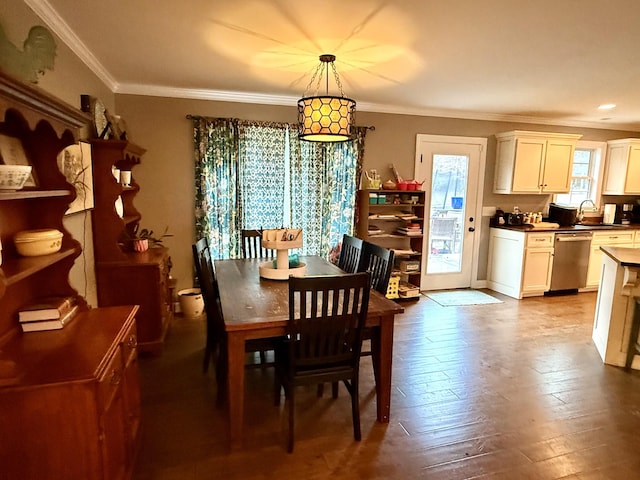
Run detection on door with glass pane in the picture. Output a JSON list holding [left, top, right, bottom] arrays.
[[415, 135, 485, 290]]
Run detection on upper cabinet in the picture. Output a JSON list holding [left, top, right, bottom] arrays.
[[493, 130, 582, 194], [0, 71, 90, 344], [602, 138, 640, 195]]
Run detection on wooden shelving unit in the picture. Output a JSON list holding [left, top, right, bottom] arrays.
[[90, 139, 173, 355], [0, 71, 141, 480], [356, 189, 425, 298]]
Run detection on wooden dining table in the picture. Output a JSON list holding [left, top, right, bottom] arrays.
[[215, 255, 405, 449]]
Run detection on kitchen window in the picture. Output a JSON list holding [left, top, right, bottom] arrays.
[[554, 141, 606, 208]]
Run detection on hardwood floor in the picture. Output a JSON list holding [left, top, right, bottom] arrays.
[[133, 290, 640, 479]]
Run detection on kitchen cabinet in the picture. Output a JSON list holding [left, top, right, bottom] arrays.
[[584, 230, 635, 290], [602, 138, 640, 194], [91, 140, 173, 355], [592, 247, 640, 370], [493, 131, 582, 194], [0, 306, 141, 480], [487, 228, 554, 299], [356, 189, 424, 292]]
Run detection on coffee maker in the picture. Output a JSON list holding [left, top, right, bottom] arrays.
[[621, 203, 634, 225]]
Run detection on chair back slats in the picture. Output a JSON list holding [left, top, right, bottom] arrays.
[[288, 273, 370, 369], [241, 229, 274, 259], [338, 234, 363, 273], [358, 242, 395, 295]]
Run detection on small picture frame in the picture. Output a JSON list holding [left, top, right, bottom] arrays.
[[57, 142, 94, 215], [0, 134, 37, 187]]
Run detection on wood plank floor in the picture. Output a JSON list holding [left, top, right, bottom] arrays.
[[133, 290, 640, 480]]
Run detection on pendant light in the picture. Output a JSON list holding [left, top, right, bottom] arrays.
[[297, 54, 356, 142]]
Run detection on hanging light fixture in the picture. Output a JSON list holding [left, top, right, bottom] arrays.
[[298, 54, 356, 142]]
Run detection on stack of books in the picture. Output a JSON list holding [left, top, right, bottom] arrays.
[[18, 296, 78, 332]]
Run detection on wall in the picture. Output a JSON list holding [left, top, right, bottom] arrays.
[[1, 0, 114, 306], [5, 0, 640, 295], [115, 94, 640, 289]]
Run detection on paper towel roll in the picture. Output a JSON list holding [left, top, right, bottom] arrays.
[[603, 204, 616, 224]]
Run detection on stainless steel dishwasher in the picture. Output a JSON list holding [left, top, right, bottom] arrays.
[[549, 231, 593, 292]]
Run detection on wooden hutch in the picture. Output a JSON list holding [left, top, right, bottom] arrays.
[[90, 139, 173, 355], [0, 72, 141, 479]]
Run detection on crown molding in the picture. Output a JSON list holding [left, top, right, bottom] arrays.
[[24, 0, 119, 91], [117, 82, 640, 132]]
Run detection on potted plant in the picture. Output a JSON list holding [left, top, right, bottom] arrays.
[[126, 225, 172, 252]]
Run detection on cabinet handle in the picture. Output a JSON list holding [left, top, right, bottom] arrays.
[[110, 369, 122, 386], [127, 334, 138, 349]]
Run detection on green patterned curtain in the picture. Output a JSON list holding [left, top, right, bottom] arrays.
[[192, 117, 367, 259], [193, 117, 240, 259], [289, 126, 368, 257]]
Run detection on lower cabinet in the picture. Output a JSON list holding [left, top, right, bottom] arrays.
[[487, 228, 554, 299], [0, 306, 140, 480], [584, 230, 636, 290], [96, 247, 173, 355]]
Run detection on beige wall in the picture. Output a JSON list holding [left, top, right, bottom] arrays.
[[115, 94, 639, 289], [5, 0, 640, 295]]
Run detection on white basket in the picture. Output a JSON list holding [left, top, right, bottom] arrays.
[[0, 165, 32, 191]]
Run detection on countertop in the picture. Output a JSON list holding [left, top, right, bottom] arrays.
[[601, 246, 640, 267], [492, 224, 640, 233]]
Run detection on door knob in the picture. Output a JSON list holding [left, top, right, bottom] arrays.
[[468, 227, 475, 232]]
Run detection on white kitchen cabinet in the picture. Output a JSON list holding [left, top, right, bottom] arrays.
[[584, 230, 635, 290], [493, 131, 582, 194], [487, 228, 554, 299], [602, 139, 640, 195]]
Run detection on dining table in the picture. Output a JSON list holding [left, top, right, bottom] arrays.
[[215, 255, 405, 450]]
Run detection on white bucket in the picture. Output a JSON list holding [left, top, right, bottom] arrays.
[[178, 288, 204, 319]]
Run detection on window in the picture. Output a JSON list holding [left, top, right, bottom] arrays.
[[554, 141, 606, 208]]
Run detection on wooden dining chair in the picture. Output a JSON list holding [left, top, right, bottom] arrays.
[[241, 229, 274, 259], [192, 238, 223, 375], [357, 241, 395, 295], [338, 234, 363, 273], [193, 238, 275, 400], [274, 272, 371, 452]]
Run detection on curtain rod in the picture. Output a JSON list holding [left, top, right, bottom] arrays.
[[186, 115, 375, 131]]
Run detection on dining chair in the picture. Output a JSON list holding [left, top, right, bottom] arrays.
[[356, 241, 395, 381], [274, 272, 371, 453], [192, 238, 275, 398], [358, 241, 395, 295], [192, 238, 223, 375], [241, 229, 274, 259], [338, 234, 363, 273]]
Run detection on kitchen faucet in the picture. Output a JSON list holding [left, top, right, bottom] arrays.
[[578, 199, 596, 221]]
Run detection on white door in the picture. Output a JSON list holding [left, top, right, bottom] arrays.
[[415, 135, 486, 290]]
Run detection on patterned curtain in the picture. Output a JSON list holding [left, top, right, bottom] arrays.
[[192, 117, 240, 259], [289, 126, 368, 257], [193, 117, 367, 259], [237, 121, 287, 231]]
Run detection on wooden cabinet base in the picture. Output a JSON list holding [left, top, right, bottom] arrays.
[[0, 306, 141, 480], [96, 248, 173, 356]]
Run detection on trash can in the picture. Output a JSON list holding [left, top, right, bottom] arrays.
[[177, 288, 204, 319]]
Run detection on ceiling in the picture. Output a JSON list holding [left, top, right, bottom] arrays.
[[29, 0, 640, 130]]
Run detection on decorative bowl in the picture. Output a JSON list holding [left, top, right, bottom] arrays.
[[0, 165, 32, 191], [14, 228, 63, 256]]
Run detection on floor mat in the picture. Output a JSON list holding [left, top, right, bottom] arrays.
[[425, 289, 503, 306]]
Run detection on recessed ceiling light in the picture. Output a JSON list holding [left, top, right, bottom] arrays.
[[598, 103, 616, 110]]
